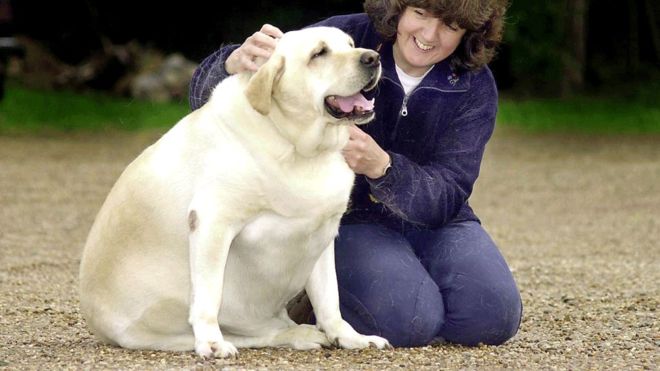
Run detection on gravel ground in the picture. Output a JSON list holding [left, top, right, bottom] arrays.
[[0, 127, 658, 370]]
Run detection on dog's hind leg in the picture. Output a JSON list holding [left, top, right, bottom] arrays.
[[223, 324, 330, 350], [112, 298, 195, 351]]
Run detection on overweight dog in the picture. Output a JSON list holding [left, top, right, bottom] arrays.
[[79, 27, 388, 358]]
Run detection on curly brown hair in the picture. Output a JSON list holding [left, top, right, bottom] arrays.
[[363, 0, 509, 72]]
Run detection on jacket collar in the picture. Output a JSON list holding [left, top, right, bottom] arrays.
[[378, 41, 472, 92]]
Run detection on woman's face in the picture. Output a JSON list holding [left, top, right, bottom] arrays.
[[393, 7, 467, 76]]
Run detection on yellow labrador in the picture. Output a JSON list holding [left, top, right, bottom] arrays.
[[79, 27, 388, 358]]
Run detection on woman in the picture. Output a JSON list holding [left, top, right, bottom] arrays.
[[189, 0, 522, 348]]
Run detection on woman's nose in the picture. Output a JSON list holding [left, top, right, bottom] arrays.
[[420, 19, 442, 42]]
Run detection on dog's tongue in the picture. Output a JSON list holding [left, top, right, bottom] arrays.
[[335, 93, 374, 113]]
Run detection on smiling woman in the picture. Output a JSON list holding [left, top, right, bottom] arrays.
[[365, 0, 507, 72], [391, 7, 466, 76]]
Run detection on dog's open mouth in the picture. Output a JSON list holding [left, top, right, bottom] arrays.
[[324, 75, 379, 121], [324, 93, 375, 120]]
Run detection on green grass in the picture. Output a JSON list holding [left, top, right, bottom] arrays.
[[1, 83, 659, 135], [0, 84, 189, 134], [497, 95, 660, 134]]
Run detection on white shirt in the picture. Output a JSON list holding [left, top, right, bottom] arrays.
[[395, 64, 435, 95]]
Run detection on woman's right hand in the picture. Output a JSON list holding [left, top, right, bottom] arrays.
[[225, 24, 284, 75]]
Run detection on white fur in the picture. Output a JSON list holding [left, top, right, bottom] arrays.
[[79, 27, 388, 358]]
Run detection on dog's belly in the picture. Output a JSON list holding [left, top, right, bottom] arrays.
[[218, 210, 342, 333]]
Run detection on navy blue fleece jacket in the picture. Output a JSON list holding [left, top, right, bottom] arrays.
[[188, 13, 497, 232]]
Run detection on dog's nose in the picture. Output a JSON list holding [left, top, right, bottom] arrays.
[[360, 51, 380, 68]]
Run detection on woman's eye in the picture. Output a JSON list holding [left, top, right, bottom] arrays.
[[446, 22, 461, 32]]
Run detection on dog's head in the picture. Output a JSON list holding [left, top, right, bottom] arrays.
[[245, 27, 381, 125]]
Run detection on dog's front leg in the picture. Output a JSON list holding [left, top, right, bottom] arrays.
[[306, 241, 391, 350], [187, 201, 241, 359]]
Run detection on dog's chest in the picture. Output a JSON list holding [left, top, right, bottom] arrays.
[[237, 210, 340, 251], [228, 209, 342, 286], [232, 158, 353, 258], [221, 209, 343, 324], [259, 156, 354, 217]]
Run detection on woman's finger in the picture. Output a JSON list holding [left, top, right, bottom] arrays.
[[260, 24, 284, 39]]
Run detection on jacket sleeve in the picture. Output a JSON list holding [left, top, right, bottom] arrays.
[[188, 44, 239, 111], [366, 70, 498, 228], [306, 14, 375, 49]]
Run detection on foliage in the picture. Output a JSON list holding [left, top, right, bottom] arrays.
[[0, 84, 188, 134], [503, 2, 568, 94], [498, 79, 660, 133], [502, 0, 659, 96], [498, 95, 660, 134], [11, 0, 659, 97]]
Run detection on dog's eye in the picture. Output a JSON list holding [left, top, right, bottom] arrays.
[[311, 47, 328, 59]]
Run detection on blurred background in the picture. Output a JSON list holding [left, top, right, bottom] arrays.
[[0, 0, 658, 133]]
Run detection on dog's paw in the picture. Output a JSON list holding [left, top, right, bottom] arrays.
[[363, 335, 393, 349], [324, 319, 392, 350], [195, 339, 238, 359], [293, 325, 330, 350], [335, 334, 391, 350], [278, 324, 332, 350]]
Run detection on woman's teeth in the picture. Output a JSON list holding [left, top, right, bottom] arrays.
[[414, 37, 434, 51]]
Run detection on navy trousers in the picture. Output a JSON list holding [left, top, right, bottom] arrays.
[[334, 221, 522, 347]]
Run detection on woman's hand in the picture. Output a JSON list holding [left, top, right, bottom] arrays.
[[342, 125, 391, 179], [225, 24, 284, 74]]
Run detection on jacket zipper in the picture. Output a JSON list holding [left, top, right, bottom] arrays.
[[391, 91, 412, 142], [399, 94, 410, 117]]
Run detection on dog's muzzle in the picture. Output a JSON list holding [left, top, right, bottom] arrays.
[[324, 51, 381, 121]]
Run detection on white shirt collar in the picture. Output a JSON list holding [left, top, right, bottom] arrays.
[[395, 64, 435, 95]]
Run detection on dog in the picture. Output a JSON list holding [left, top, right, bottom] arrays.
[[78, 26, 389, 359]]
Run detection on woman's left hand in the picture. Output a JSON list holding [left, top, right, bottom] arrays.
[[342, 125, 391, 179]]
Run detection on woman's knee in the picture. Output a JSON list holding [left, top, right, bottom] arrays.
[[334, 224, 417, 298], [400, 275, 445, 347], [408, 221, 522, 346], [440, 275, 522, 346], [334, 224, 446, 347], [340, 274, 445, 348], [478, 282, 522, 345]]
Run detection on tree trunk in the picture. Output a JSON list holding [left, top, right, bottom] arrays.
[[561, 0, 589, 97]]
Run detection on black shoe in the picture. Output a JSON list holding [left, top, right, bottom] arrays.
[[286, 291, 314, 325]]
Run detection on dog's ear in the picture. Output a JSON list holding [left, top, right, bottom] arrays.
[[245, 55, 285, 115]]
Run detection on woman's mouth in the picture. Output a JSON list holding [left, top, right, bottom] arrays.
[[414, 37, 434, 51]]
